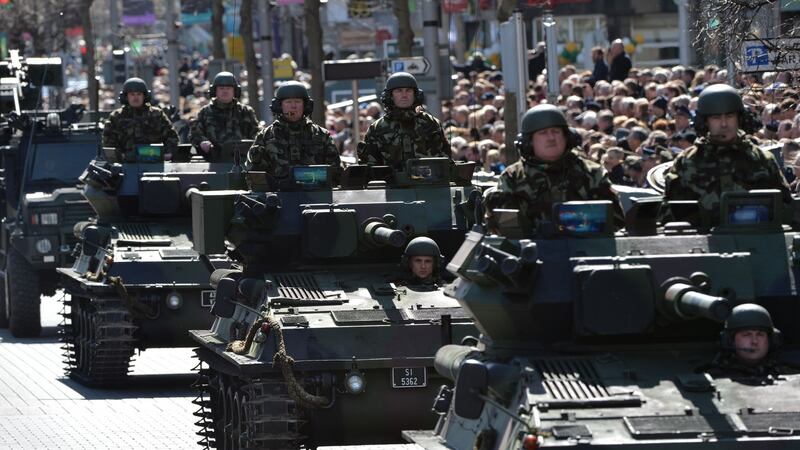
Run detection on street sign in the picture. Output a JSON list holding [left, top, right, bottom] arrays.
[[742, 38, 800, 73], [390, 57, 430, 75]]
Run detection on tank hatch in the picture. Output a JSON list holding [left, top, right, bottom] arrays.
[[265, 272, 347, 307], [528, 357, 642, 409]]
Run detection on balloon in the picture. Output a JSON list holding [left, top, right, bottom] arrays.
[[625, 43, 636, 55], [634, 34, 645, 45], [565, 41, 577, 53]]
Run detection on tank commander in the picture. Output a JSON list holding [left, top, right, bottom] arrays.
[[662, 84, 791, 225], [189, 71, 259, 162], [484, 104, 618, 235], [399, 237, 445, 287], [102, 77, 179, 160], [700, 303, 796, 378], [245, 81, 340, 178], [358, 72, 450, 168]]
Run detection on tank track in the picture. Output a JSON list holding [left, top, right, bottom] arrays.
[[193, 350, 307, 449], [60, 294, 138, 387]]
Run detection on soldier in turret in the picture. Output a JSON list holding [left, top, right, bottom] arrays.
[[189, 71, 259, 162], [399, 237, 445, 287], [102, 77, 179, 159], [701, 304, 797, 378], [662, 84, 791, 225], [484, 104, 617, 235], [358, 72, 449, 168], [245, 81, 340, 178]]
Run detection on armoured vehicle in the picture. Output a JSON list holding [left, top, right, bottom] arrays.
[[0, 106, 101, 337], [405, 190, 800, 449], [190, 158, 480, 449], [57, 141, 245, 386]]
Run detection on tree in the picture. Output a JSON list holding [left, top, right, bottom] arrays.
[[693, 0, 784, 75], [212, 0, 225, 60], [394, 0, 413, 57], [304, 0, 325, 125]]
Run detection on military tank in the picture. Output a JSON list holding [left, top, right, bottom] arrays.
[[405, 189, 800, 449], [189, 157, 480, 449], [57, 141, 248, 386]]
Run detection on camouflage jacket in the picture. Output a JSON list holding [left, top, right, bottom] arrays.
[[662, 131, 791, 225], [245, 117, 340, 178], [359, 108, 450, 168], [699, 352, 800, 380], [484, 149, 616, 233], [188, 99, 259, 151], [102, 104, 179, 153]]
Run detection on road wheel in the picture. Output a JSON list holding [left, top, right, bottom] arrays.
[[8, 246, 41, 337]]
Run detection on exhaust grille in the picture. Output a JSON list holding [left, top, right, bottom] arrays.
[[530, 357, 641, 409]]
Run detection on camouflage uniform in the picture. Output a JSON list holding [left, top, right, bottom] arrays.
[[189, 100, 258, 150], [662, 131, 791, 224], [102, 105, 179, 153], [189, 99, 259, 161], [485, 149, 616, 232], [359, 109, 450, 168], [246, 117, 340, 178]]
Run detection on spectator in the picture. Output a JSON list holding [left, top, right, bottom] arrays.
[[608, 39, 632, 82], [588, 46, 609, 87]]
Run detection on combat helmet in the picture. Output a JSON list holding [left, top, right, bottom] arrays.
[[400, 237, 444, 273], [721, 303, 782, 350], [118, 77, 151, 105], [380, 72, 424, 110], [515, 104, 575, 158], [209, 71, 241, 98], [694, 84, 749, 134], [270, 81, 314, 118]]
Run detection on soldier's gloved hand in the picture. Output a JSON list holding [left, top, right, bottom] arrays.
[[200, 141, 213, 153]]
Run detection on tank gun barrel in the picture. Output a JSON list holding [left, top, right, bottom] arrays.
[[664, 281, 732, 322], [434, 344, 474, 381], [363, 220, 406, 247]]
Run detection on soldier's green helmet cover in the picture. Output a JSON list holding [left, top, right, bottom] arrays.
[[696, 84, 744, 117], [274, 81, 310, 100], [122, 77, 148, 94], [403, 236, 441, 259], [725, 303, 774, 332], [212, 71, 239, 87], [385, 72, 419, 91]]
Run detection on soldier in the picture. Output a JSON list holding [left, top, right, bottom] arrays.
[[700, 304, 796, 378], [102, 77, 179, 159], [245, 81, 340, 178], [399, 237, 444, 286], [189, 71, 259, 162], [484, 104, 617, 234], [358, 72, 449, 168], [662, 84, 791, 225]]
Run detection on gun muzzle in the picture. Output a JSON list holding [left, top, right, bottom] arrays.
[[363, 220, 406, 247], [664, 281, 731, 322], [434, 344, 474, 381]]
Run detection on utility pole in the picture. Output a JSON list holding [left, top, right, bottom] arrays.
[[423, 0, 442, 118], [165, 0, 180, 109], [258, 0, 274, 122], [543, 11, 559, 103]]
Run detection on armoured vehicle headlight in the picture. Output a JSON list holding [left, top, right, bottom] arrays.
[[35, 238, 52, 254], [166, 291, 183, 310], [30, 212, 59, 225], [345, 371, 366, 394]]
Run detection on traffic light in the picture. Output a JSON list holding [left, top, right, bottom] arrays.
[[111, 49, 127, 85]]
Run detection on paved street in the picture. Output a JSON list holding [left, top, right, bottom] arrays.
[[0, 293, 200, 449]]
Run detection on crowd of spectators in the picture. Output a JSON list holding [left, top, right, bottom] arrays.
[[77, 40, 800, 192]]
